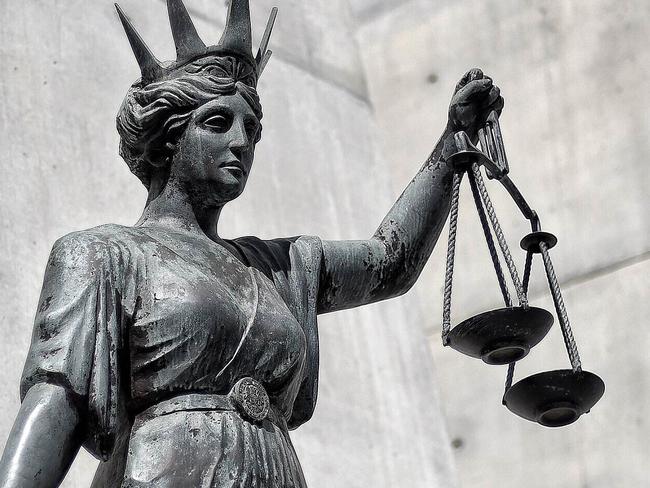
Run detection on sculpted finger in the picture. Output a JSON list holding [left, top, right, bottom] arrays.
[[454, 70, 473, 92], [482, 96, 505, 119], [455, 68, 484, 93], [456, 78, 493, 103], [492, 96, 505, 116], [481, 86, 501, 107], [468, 68, 484, 81]]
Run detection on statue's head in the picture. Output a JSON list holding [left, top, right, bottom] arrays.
[[116, 0, 277, 205]]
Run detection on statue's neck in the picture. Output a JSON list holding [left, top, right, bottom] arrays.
[[136, 179, 224, 240]]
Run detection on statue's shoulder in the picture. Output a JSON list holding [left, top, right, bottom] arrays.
[[50, 223, 143, 260]]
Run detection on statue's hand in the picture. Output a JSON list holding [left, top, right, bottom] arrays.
[[448, 68, 504, 141]]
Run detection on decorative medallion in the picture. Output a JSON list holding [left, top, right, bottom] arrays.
[[229, 377, 270, 423]]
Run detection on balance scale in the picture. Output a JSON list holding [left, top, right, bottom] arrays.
[[441, 112, 604, 428]]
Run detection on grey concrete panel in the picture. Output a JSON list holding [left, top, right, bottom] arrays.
[[348, 0, 412, 24]]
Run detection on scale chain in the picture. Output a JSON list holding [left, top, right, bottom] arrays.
[[467, 168, 512, 308], [468, 168, 530, 395], [470, 163, 529, 395], [539, 241, 582, 372], [471, 164, 528, 308], [522, 251, 534, 296], [442, 172, 463, 342], [504, 251, 536, 395], [504, 362, 516, 399]]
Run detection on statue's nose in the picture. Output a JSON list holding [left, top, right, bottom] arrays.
[[228, 120, 249, 157]]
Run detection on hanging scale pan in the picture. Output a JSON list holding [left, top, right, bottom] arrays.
[[446, 307, 552, 365], [503, 369, 605, 427]]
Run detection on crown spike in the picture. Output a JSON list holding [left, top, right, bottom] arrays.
[[167, 0, 206, 61], [256, 7, 278, 65], [257, 50, 273, 76], [115, 4, 164, 83], [218, 0, 253, 61]]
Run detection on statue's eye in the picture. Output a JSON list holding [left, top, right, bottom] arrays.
[[202, 113, 232, 132], [244, 119, 260, 140]]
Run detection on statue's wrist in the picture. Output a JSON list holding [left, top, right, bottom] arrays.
[[441, 130, 458, 166]]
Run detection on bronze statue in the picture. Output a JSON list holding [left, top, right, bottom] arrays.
[[0, 1, 503, 486]]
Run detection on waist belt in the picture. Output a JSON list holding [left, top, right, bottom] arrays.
[[137, 377, 286, 428]]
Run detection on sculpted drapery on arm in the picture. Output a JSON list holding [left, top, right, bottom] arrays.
[[0, 232, 124, 487], [317, 68, 503, 314]]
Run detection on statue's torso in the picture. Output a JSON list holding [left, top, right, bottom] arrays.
[[21, 223, 319, 487], [86, 224, 309, 487], [104, 225, 307, 417]]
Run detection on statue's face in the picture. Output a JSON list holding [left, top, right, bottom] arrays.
[[169, 91, 260, 205]]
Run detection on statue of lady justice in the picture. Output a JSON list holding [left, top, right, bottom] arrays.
[[0, 1, 503, 487]]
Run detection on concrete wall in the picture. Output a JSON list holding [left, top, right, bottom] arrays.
[[354, 1, 649, 487], [0, 1, 456, 487]]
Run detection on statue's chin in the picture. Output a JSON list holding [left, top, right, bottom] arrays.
[[185, 177, 247, 207]]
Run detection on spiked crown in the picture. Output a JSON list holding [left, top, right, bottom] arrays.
[[115, 0, 278, 86]]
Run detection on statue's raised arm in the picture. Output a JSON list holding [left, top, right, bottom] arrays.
[[317, 68, 503, 314]]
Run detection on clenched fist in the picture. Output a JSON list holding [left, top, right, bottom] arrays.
[[448, 68, 504, 141]]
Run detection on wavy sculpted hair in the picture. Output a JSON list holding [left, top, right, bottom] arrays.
[[116, 56, 263, 189]]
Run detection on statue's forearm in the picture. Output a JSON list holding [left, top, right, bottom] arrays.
[[0, 384, 81, 488], [371, 127, 456, 295], [318, 128, 456, 313]]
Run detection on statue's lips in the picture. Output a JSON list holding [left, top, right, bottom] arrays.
[[219, 160, 246, 176]]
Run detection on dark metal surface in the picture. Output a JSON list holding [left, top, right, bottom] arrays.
[[229, 377, 271, 423], [503, 370, 605, 427], [445, 307, 554, 365], [446, 131, 496, 173], [478, 111, 509, 179], [520, 231, 558, 253], [116, 0, 277, 85]]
